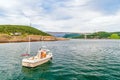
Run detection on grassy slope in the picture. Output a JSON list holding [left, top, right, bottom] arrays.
[[0, 25, 50, 36]]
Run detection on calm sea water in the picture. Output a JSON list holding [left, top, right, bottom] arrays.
[[0, 39, 120, 80]]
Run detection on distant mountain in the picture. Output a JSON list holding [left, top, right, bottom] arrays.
[[47, 32, 81, 38], [47, 32, 67, 37], [63, 33, 81, 38]]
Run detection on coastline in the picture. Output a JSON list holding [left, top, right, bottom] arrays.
[[0, 34, 69, 43]]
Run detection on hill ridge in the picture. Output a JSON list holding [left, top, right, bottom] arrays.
[[0, 25, 50, 36]]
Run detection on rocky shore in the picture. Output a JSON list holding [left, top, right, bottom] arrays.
[[0, 34, 69, 43]]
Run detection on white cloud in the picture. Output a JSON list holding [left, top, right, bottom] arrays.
[[65, 0, 90, 7], [0, 0, 120, 32], [0, 0, 20, 9]]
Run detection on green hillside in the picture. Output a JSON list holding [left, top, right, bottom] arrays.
[[0, 25, 50, 36], [74, 31, 120, 39]]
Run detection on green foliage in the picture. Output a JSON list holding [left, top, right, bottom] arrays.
[[67, 31, 120, 39], [74, 34, 84, 39], [93, 31, 110, 39], [63, 33, 81, 38], [0, 25, 50, 36], [110, 34, 120, 39]]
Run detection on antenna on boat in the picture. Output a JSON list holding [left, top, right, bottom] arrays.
[[42, 36, 44, 46], [28, 36, 31, 54], [21, 37, 30, 57], [29, 18, 32, 27]]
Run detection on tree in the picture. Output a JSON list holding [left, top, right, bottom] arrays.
[[110, 34, 119, 39], [97, 32, 110, 39]]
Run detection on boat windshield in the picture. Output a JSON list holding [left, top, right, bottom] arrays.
[[41, 46, 47, 50], [39, 46, 51, 54]]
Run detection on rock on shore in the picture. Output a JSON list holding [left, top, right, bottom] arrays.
[[0, 34, 69, 43]]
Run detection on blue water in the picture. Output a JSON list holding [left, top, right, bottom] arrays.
[[0, 39, 120, 80]]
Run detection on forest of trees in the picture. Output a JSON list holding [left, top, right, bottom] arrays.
[[0, 25, 50, 36], [64, 31, 120, 39]]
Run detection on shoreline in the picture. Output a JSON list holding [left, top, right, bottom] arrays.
[[0, 34, 69, 43]]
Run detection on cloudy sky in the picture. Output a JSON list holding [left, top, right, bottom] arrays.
[[0, 0, 120, 32]]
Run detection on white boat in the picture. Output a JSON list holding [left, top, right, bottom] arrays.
[[22, 47, 53, 67]]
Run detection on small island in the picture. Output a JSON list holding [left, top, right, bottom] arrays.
[[0, 25, 67, 43]]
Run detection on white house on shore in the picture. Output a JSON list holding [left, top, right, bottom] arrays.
[[10, 32, 22, 36]]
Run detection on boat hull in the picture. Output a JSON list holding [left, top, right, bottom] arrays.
[[22, 55, 52, 67]]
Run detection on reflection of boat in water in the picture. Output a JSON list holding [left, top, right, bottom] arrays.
[[22, 61, 52, 79], [22, 46, 53, 68], [22, 61, 52, 73]]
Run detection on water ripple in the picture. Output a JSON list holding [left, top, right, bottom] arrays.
[[0, 40, 120, 80]]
